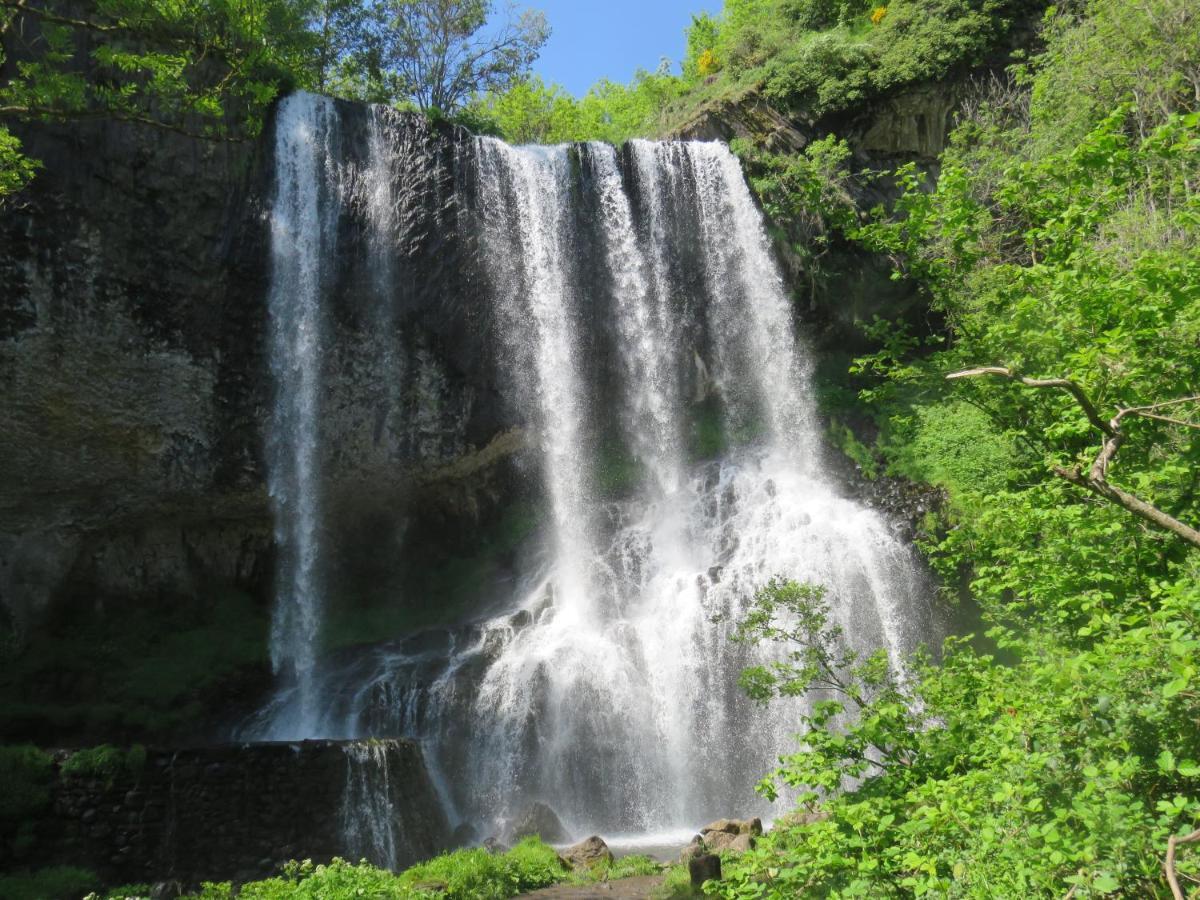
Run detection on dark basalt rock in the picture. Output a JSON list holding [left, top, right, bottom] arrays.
[[689, 853, 722, 887], [0, 100, 532, 744], [11, 739, 449, 888]]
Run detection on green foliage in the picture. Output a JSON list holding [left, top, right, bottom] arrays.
[[703, 0, 1022, 118], [60, 744, 146, 787], [96, 884, 153, 900], [0, 0, 316, 198], [884, 400, 1019, 498], [183, 845, 667, 899], [717, 576, 1200, 897], [466, 67, 686, 145], [188, 840, 568, 899], [598, 853, 662, 880], [0, 126, 39, 201], [828, 419, 880, 478], [365, 0, 550, 113], [714, 0, 1200, 896], [0, 866, 100, 900], [400, 837, 565, 897]]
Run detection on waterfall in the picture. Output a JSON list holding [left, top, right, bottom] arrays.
[[473, 138, 599, 625], [255, 101, 935, 843], [341, 742, 401, 870], [265, 93, 339, 731]]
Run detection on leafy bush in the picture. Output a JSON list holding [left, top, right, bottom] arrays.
[[398, 837, 565, 898], [187, 839, 569, 900], [61, 744, 145, 787], [885, 400, 1019, 498], [711, 0, 1200, 896], [716, 576, 1200, 896]]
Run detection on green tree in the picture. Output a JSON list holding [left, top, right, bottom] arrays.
[[374, 0, 549, 113], [0, 0, 315, 201]]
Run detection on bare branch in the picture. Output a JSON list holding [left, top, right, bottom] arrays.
[[1165, 827, 1200, 900], [947, 367, 1113, 436], [948, 367, 1200, 550]]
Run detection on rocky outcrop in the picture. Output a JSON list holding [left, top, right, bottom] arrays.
[[13, 739, 449, 887], [672, 80, 962, 168]]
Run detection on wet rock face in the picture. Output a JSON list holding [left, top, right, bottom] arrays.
[[16, 740, 450, 887], [0, 102, 518, 634], [0, 115, 271, 625]]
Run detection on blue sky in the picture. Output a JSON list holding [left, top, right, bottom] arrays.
[[515, 1, 723, 97]]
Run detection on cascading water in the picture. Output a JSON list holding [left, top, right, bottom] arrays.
[[265, 93, 339, 733], [341, 742, 402, 870], [255, 96, 936, 846]]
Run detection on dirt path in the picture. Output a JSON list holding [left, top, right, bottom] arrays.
[[515, 874, 667, 898]]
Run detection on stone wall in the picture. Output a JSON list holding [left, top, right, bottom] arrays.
[[20, 740, 449, 888]]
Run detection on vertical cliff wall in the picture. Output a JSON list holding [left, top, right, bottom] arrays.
[[11, 740, 448, 886]]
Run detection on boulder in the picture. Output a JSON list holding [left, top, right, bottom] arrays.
[[558, 835, 614, 871], [689, 853, 722, 887], [701, 817, 762, 837], [728, 833, 755, 853], [700, 817, 761, 854], [451, 822, 478, 847], [483, 836, 509, 854], [508, 802, 569, 844]]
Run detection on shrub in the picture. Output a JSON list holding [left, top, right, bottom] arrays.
[[398, 837, 565, 898], [61, 745, 137, 787], [186, 839, 570, 900]]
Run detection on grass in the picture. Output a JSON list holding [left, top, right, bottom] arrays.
[[179, 844, 695, 899]]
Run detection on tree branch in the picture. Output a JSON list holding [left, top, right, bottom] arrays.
[[946, 367, 1114, 436], [948, 367, 1200, 550], [1165, 827, 1200, 900]]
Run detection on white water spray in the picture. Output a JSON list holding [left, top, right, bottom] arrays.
[[265, 93, 338, 730], [256, 112, 934, 840]]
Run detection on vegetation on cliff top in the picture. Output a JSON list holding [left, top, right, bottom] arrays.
[[0, 0, 1031, 200]]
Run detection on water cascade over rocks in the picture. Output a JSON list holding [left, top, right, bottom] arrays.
[[254, 92, 936, 843]]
